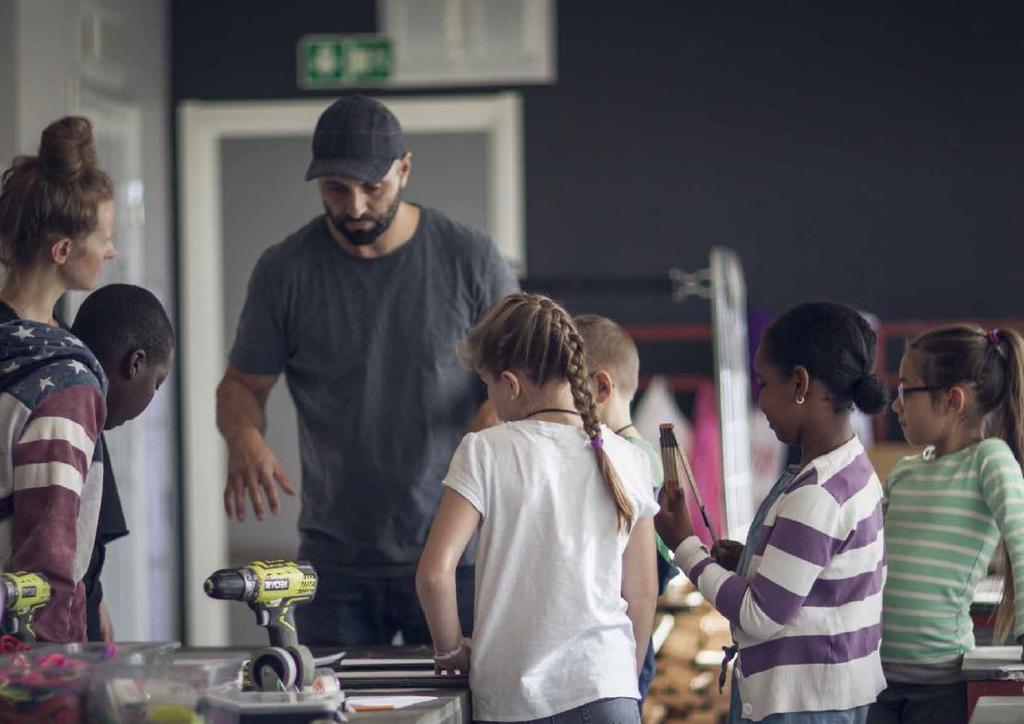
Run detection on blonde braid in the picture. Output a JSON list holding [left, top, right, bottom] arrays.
[[551, 305, 635, 533]]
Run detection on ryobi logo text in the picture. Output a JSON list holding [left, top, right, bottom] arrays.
[[264, 579, 289, 591]]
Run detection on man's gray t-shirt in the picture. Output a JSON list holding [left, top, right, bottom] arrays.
[[230, 206, 518, 575]]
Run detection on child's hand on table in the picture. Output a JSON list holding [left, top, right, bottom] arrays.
[[434, 637, 471, 676]]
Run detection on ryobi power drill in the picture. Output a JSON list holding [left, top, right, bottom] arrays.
[[204, 560, 318, 691], [0, 571, 51, 643]]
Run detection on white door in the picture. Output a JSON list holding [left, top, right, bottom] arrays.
[[71, 91, 177, 642]]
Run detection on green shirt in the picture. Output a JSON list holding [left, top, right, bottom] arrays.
[[881, 438, 1024, 673], [624, 435, 675, 565]]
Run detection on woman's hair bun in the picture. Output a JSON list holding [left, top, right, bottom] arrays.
[[38, 116, 98, 184], [851, 373, 888, 414]]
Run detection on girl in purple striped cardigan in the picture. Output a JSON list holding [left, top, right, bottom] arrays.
[[657, 302, 888, 723]]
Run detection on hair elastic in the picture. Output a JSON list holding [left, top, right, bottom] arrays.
[[988, 329, 1002, 346], [590, 437, 604, 450]]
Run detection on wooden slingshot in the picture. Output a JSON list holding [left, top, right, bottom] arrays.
[[659, 423, 718, 544]]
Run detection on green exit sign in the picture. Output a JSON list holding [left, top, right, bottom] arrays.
[[297, 34, 393, 88]]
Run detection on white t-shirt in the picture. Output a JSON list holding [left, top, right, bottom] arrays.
[[443, 420, 659, 721]]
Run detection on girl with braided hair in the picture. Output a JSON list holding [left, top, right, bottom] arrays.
[[416, 292, 659, 724]]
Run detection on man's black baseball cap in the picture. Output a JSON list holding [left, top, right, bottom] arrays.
[[305, 95, 407, 183]]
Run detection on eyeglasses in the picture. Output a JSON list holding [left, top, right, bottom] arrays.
[[896, 383, 944, 405]]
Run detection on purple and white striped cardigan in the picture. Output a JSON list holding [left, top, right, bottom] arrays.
[[674, 436, 886, 721]]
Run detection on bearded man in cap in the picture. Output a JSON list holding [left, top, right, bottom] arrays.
[[216, 95, 518, 646]]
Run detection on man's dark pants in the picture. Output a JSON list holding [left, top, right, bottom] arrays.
[[296, 561, 475, 646]]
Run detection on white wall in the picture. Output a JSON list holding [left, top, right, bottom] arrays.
[[0, 2, 16, 168], [0, 0, 177, 641]]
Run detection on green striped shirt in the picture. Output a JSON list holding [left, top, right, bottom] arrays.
[[881, 438, 1024, 668]]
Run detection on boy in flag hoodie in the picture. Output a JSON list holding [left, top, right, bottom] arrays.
[[0, 320, 107, 642]]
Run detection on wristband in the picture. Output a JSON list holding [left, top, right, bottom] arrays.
[[434, 642, 463, 661]]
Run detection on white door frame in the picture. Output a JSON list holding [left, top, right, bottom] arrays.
[[177, 93, 523, 645], [75, 90, 161, 642]]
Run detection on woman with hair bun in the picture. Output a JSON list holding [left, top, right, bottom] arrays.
[[0, 117, 115, 642], [0, 115, 116, 323]]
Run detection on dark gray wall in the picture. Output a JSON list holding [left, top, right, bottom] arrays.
[[173, 1, 1024, 327]]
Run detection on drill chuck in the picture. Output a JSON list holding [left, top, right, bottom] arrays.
[[204, 568, 255, 601]]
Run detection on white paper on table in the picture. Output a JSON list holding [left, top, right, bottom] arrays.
[[346, 695, 436, 709], [964, 646, 1024, 662], [962, 646, 1024, 676]]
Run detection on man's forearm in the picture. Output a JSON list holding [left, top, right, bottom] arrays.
[[216, 377, 267, 442]]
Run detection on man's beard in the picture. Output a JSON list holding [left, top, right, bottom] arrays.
[[325, 188, 404, 247]]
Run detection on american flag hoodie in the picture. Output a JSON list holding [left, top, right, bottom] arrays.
[[0, 320, 107, 642]]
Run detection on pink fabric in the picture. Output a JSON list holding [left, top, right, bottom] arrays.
[[684, 381, 724, 546]]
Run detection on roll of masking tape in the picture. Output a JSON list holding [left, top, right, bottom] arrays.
[[309, 667, 341, 694]]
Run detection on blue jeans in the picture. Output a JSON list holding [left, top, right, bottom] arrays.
[[476, 697, 641, 724], [637, 642, 656, 702], [295, 562, 475, 647]]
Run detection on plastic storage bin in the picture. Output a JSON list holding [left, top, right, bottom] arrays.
[[85, 651, 247, 723], [0, 641, 180, 722]]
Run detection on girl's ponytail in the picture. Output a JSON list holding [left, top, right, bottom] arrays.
[[993, 329, 1024, 467], [553, 305, 634, 533], [991, 329, 1024, 643]]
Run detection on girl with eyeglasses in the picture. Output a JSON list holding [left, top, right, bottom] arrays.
[[870, 326, 1024, 724]]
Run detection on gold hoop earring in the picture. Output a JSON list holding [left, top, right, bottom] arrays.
[[795, 395, 805, 405]]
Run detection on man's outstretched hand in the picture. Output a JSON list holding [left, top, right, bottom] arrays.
[[224, 428, 295, 521]]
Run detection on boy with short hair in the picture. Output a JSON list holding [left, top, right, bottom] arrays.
[[70, 283, 174, 642], [575, 314, 677, 703]]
